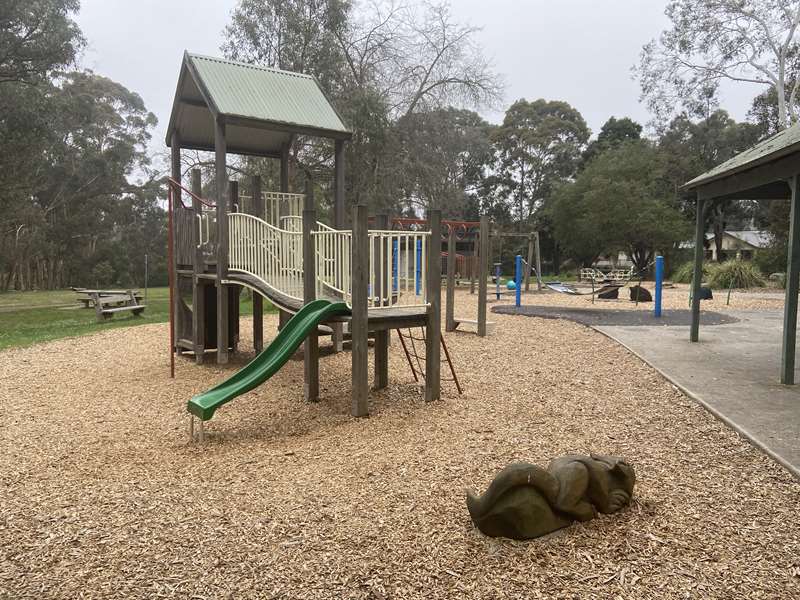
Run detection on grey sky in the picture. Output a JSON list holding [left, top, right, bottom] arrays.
[[76, 0, 760, 155]]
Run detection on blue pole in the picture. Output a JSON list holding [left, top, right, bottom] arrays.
[[392, 239, 398, 291], [495, 263, 501, 300], [515, 254, 522, 307], [654, 255, 664, 317], [415, 238, 422, 295]]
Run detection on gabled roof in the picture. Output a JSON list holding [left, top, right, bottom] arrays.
[[682, 124, 800, 193], [166, 52, 350, 157]]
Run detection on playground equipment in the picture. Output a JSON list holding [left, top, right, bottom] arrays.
[[166, 53, 445, 433]]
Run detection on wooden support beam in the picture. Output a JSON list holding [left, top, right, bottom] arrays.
[[170, 132, 182, 355], [445, 227, 456, 332], [215, 117, 229, 364], [690, 197, 705, 343], [782, 174, 800, 384], [351, 204, 370, 416], [374, 213, 389, 390], [191, 169, 206, 364], [425, 209, 442, 402], [524, 235, 534, 292], [332, 139, 346, 352], [303, 180, 320, 401], [229, 180, 240, 354], [534, 231, 543, 291], [477, 216, 489, 337], [280, 144, 290, 193], [252, 175, 264, 353]]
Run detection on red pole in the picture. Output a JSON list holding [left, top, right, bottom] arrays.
[[167, 184, 175, 379]]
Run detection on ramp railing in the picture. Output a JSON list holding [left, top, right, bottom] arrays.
[[228, 213, 303, 302]]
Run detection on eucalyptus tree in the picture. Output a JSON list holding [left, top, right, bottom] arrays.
[[490, 99, 589, 225], [638, 0, 800, 128]]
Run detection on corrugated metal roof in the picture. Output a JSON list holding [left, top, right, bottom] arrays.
[[683, 123, 800, 190], [187, 53, 349, 135]]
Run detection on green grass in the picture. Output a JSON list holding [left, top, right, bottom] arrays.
[[0, 287, 273, 350]]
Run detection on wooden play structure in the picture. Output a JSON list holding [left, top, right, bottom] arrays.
[[165, 53, 443, 434]]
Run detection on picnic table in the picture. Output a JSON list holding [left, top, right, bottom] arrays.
[[87, 290, 146, 322], [74, 289, 142, 308]]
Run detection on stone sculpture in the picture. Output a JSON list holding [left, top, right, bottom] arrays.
[[466, 454, 635, 540], [629, 285, 652, 302]]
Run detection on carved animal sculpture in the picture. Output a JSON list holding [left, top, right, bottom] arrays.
[[597, 287, 619, 300], [466, 454, 635, 540], [698, 286, 713, 300], [629, 285, 652, 302]]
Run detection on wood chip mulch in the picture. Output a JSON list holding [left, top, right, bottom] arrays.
[[1, 289, 799, 599]]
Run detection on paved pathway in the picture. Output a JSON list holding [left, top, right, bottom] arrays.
[[495, 305, 800, 478]]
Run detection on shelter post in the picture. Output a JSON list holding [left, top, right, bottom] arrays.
[[690, 196, 705, 343], [303, 180, 320, 401], [191, 169, 206, 364], [782, 174, 800, 384], [252, 175, 264, 352], [170, 132, 182, 356], [215, 117, 229, 364]]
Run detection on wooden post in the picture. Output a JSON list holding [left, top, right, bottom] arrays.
[[303, 180, 320, 401], [331, 139, 346, 353], [170, 132, 182, 355], [191, 169, 205, 364], [469, 233, 477, 295], [229, 180, 240, 354], [477, 216, 489, 337], [525, 235, 534, 292], [445, 226, 457, 332], [374, 213, 389, 390], [278, 145, 290, 333], [782, 174, 800, 384], [534, 231, 543, 291], [252, 175, 264, 353], [425, 209, 442, 402], [690, 196, 705, 343], [215, 117, 229, 364], [351, 204, 369, 416]]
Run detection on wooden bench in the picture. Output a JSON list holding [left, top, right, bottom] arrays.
[[76, 289, 142, 308], [92, 291, 146, 322]]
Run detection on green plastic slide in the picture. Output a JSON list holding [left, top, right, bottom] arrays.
[[187, 299, 350, 421]]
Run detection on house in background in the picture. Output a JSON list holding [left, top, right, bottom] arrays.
[[703, 230, 771, 261]]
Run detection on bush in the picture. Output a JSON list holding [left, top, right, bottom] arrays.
[[670, 261, 711, 284], [706, 260, 766, 289], [754, 244, 787, 275]]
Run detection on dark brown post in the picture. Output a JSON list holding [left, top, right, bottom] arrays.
[[477, 215, 489, 337], [782, 174, 800, 384], [534, 231, 543, 291], [191, 169, 205, 364], [373, 213, 389, 390], [303, 180, 320, 401], [445, 226, 456, 332], [215, 117, 229, 364], [277, 144, 291, 330], [351, 204, 369, 416], [252, 175, 264, 352], [229, 180, 240, 354], [170, 132, 182, 354], [469, 233, 477, 295], [525, 235, 534, 292], [425, 209, 442, 402], [690, 196, 705, 343], [331, 139, 347, 352]]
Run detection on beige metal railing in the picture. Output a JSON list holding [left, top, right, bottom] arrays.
[[228, 213, 303, 302], [367, 230, 429, 309]]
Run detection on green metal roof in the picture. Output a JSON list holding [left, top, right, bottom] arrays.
[[683, 123, 800, 190], [166, 52, 350, 156]]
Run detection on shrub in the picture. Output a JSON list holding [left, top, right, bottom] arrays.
[[706, 260, 765, 289], [670, 261, 711, 284]]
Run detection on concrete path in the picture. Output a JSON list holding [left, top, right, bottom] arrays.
[[495, 305, 800, 478]]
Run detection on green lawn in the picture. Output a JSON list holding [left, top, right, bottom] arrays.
[[0, 287, 272, 350]]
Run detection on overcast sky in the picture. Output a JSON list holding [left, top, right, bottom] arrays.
[[76, 0, 761, 154]]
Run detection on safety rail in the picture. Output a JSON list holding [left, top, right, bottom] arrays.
[[314, 228, 352, 303], [228, 213, 303, 302], [238, 192, 304, 227], [367, 230, 430, 309]]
